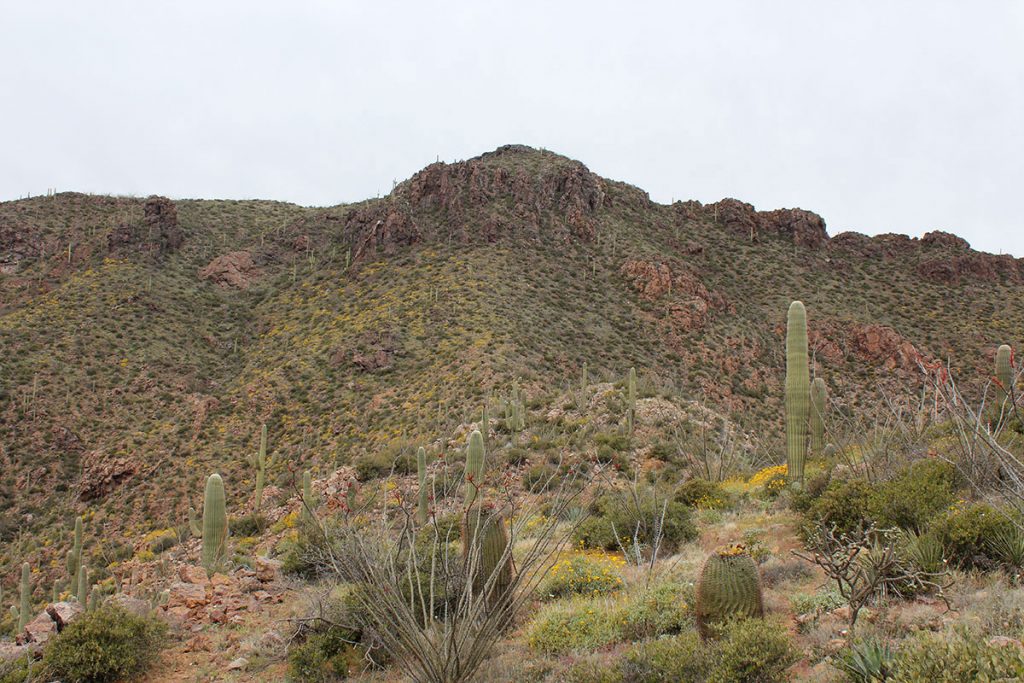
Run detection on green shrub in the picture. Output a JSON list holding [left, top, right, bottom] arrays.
[[620, 581, 693, 640], [573, 491, 697, 554], [42, 605, 166, 683], [595, 432, 631, 451], [891, 630, 1024, 682], [932, 501, 1016, 567], [805, 478, 872, 536], [708, 618, 796, 683], [287, 626, 361, 682], [676, 479, 731, 510], [353, 448, 415, 481], [523, 463, 558, 492], [621, 631, 711, 682], [230, 513, 267, 538], [526, 596, 624, 654], [562, 658, 625, 683], [867, 460, 961, 532], [0, 655, 34, 683], [834, 638, 894, 683], [540, 552, 625, 599]]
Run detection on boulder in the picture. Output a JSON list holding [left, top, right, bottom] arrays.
[[167, 581, 209, 610]]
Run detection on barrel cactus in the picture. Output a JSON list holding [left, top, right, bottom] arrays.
[[201, 473, 228, 576], [786, 301, 810, 487], [695, 545, 764, 638], [810, 377, 827, 455]]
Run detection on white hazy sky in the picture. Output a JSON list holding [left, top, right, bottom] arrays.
[[2, 1, 1022, 255]]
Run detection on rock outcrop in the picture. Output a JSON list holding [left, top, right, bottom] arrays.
[[107, 195, 183, 258], [199, 250, 258, 289]]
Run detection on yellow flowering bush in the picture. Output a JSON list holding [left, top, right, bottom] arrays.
[[541, 550, 625, 599], [749, 464, 788, 498]]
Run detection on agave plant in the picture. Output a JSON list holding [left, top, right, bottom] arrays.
[[835, 638, 894, 682], [897, 529, 947, 575], [988, 524, 1024, 572]]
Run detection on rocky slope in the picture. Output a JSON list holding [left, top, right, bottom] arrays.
[[1, 144, 1022, 594]]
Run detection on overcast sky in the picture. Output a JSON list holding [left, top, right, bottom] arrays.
[[2, 1, 1022, 255]]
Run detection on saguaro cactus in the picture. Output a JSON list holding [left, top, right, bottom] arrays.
[[460, 430, 512, 606], [201, 473, 228, 575], [416, 447, 429, 524], [695, 545, 764, 638], [996, 344, 1014, 405], [627, 367, 637, 432], [76, 565, 88, 604], [785, 301, 810, 487], [464, 430, 485, 507], [248, 424, 268, 512], [66, 516, 83, 579], [17, 563, 30, 632], [810, 377, 827, 455], [302, 470, 315, 523]]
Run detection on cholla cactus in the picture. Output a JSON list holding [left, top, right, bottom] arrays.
[[695, 545, 764, 638], [201, 473, 228, 576], [785, 301, 810, 487]]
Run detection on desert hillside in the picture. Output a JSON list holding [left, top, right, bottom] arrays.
[[3, 145, 1024, 682]]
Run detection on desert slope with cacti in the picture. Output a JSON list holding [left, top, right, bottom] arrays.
[[3, 144, 1024, 681]]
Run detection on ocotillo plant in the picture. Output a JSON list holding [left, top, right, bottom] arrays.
[[786, 301, 810, 487], [201, 473, 228, 576], [695, 545, 764, 639], [416, 447, 429, 525], [810, 377, 827, 455], [248, 424, 269, 512]]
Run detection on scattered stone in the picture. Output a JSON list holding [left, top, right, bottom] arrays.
[[167, 581, 209, 610], [106, 594, 151, 617], [46, 601, 84, 630], [179, 565, 210, 585], [255, 556, 283, 583], [227, 657, 249, 671]]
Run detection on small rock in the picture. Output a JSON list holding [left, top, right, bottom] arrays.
[[46, 601, 84, 630], [179, 565, 210, 585], [105, 594, 151, 618], [167, 581, 209, 609], [989, 636, 1024, 649], [255, 557, 283, 583], [227, 657, 249, 671], [20, 610, 57, 645], [210, 572, 234, 588]]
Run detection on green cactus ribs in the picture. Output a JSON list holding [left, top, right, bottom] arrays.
[[786, 301, 810, 487], [201, 473, 228, 576], [695, 545, 765, 639]]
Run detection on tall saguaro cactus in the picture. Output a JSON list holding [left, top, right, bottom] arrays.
[[302, 470, 314, 524], [66, 516, 83, 579], [627, 367, 637, 433], [416, 447, 429, 525], [810, 377, 827, 455], [460, 430, 512, 606], [76, 565, 88, 604], [785, 301, 810, 487], [464, 430, 485, 508], [201, 473, 228, 576], [248, 424, 268, 512], [17, 563, 30, 632], [996, 344, 1014, 405]]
